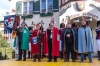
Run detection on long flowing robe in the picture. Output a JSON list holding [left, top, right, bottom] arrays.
[[21, 28, 29, 50], [62, 28, 77, 52], [31, 29, 42, 55], [46, 27, 60, 56], [78, 26, 94, 53], [59, 28, 64, 51], [42, 31, 48, 55]]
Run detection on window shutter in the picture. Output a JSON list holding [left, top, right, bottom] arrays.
[[53, 0, 59, 12], [16, 1, 22, 15], [33, 0, 40, 14]]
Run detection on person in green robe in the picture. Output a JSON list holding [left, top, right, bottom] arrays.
[[21, 22, 29, 61]]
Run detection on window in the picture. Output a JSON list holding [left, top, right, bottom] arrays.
[[48, 0, 52, 12], [41, 0, 53, 13], [29, 1, 33, 14], [23, 1, 33, 15], [42, 0, 46, 13], [23, 2, 27, 15]]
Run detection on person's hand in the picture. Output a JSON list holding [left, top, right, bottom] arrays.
[[66, 34, 70, 38]]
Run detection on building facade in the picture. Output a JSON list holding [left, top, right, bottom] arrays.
[[9, 0, 60, 30], [9, 0, 100, 56]]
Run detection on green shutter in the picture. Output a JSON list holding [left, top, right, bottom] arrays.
[[53, 0, 59, 12], [16, 1, 22, 15], [33, 0, 40, 14]]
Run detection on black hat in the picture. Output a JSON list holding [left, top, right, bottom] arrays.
[[97, 21, 100, 27], [21, 22, 26, 26]]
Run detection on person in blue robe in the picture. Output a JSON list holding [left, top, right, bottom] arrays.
[[78, 19, 94, 63]]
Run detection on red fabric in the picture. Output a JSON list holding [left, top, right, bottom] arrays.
[[31, 30, 39, 54], [42, 31, 48, 55], [52, 27, 59, 56], [59, 28, 64, 40], [98, 32, 100, 39]]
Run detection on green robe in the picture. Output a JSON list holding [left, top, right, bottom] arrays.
[[21, 27, 29, 50]]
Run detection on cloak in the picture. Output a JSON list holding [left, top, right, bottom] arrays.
[[78, 26, 94, 53], [21, 28, 29, 50], [62, 28, 77, 52], [31, 30, 39, 54], [46, 27, 60, 56], [42, 31, 48, 55], [59, 28, 64, 51]]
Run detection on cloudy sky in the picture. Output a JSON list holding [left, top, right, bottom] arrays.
[[0, 0, 10, 16]]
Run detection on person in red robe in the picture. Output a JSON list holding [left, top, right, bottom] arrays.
[[31, 23, 42, 62], [46, 21, 60, 62]]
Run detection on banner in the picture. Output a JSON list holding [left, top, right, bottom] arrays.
[[4, 15, 15, 34]]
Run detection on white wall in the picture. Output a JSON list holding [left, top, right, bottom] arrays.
[[20, 12, 60, 31]]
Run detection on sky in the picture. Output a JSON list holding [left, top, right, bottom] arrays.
[[0, 0, 10, 16]]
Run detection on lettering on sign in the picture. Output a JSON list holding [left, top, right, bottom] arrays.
[[67, 12, 98, 19]]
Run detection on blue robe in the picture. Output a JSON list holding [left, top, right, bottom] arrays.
[[78, 26, 94, 53]]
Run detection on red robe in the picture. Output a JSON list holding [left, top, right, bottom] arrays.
[[45, 27, 60, 56], [31, 29, 39, 54], [42, 31, 48, 55]]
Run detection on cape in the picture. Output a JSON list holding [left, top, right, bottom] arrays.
[[78, 26, 94, 53], [46, 27, 60, 56], [62, 28, 77, 52], [30, 29, 39, 54], [42, 31, 48, 55], [21, 28, 29, 50], [59, 28, 64, 51]]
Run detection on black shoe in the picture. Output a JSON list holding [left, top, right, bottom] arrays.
[[98, 58, 100, 61], [72, 60, 76, 62], [33, 59, 36, 62], [47, 60, 51, 62], [16, 59, 21, 61], [23, 59, 26, 61], [80, 60, 83, 63], [54, 60, 57, 62], [89, 60, 92, 63], [38, 59, 41, 62], [64, 59, 69, 62]]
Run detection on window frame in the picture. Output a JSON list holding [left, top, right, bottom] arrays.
[[40, 0, 53, 13], [23, 1, 33, 15]]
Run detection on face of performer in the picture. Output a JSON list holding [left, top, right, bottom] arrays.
[[67, 23, 72, 28], [36, 24, 40, 29], [98, 25, 100, 28], [50, 22, 54, 28], [21, 24, 25, 28], [81, 20, 86, 26]]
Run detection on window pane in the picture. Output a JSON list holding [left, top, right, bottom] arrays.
[[24, 2, 27, 6], [42, 0, 46, 3], [29, 10, 33, 14], [48, 0, 52, 3], [24, 7, 27, 10], [23, 2, 27, 14], [29, 1, 33, 5], [48, 3, 52, 8], [48, 0, 52, 12], [23, 11, 27, 14], [41, 0, 46, 13], [29, 6, 33, 10], [29, 1, 33, 12]]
